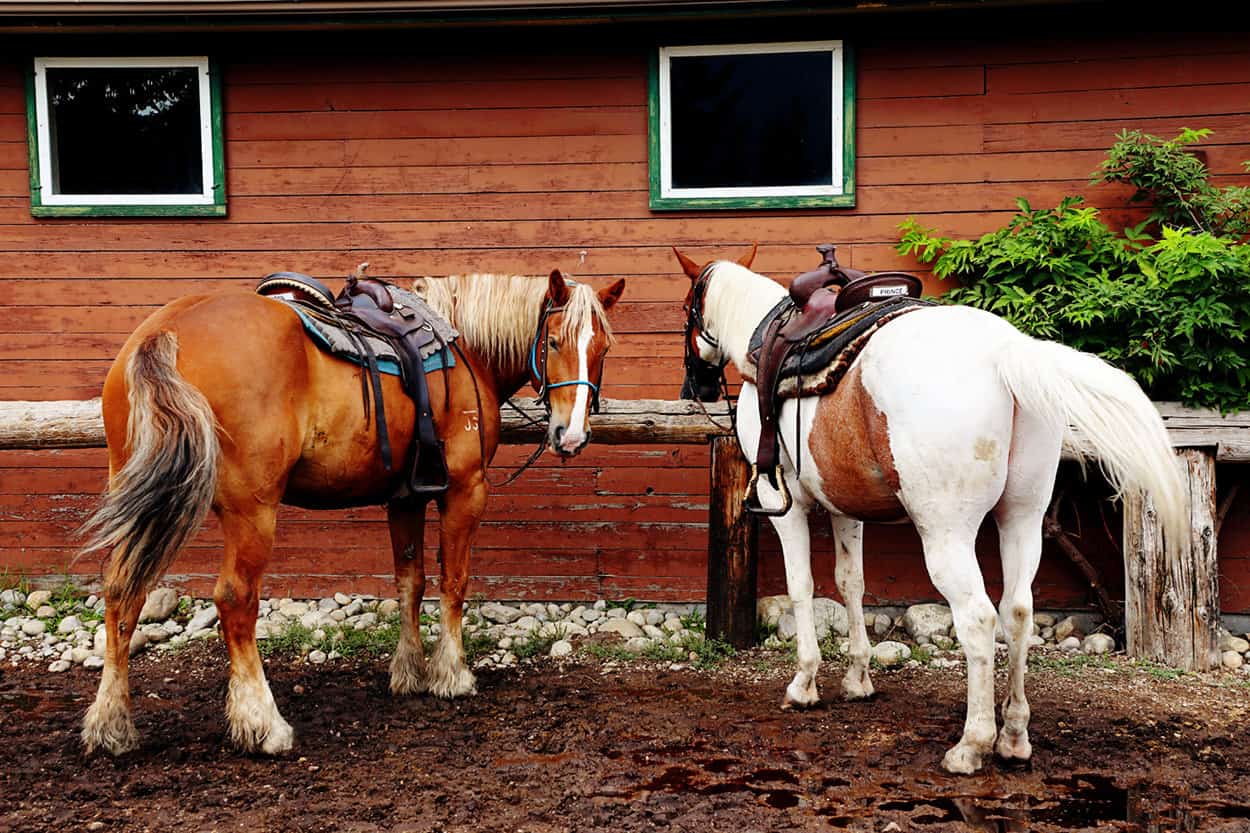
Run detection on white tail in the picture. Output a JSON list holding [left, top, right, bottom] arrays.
[[996, 333, 1187, 547]]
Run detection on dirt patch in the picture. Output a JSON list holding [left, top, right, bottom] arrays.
[[3, 645, 1249, 832]]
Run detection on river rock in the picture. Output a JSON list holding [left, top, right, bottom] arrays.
[[623, 636, 652, 653], [777, 614, 798, 640], [903, 604, 953, 642], [25, 590, 52, 610], [0, 588, 26, 608], [549, 640, 573, 658], [1222, 650, 1244, 670], [187, 604, 218, 634], [128, 630, 149, 656], [21, 619, 46, 636], [626, 610, 647, 627], [580, 608, 603, 623], [599, 619, 645, 639], [308, 649, 327, 664], [757, 595, 791, 627], [814, 598, 849, 638], [1033, 612, 1057, 628], [334, 592, 351, 606], [317, 598, 338, 612], [644, 609, 665, 627], [1082, 633, 1114, 655], [57, 616, 82, 635], [1054, 616, 1082, 642], [662, 617, 684, 633], [1218, 630, 1250, 655], [873, 613, 892, 637], [873, 641, 911, 666], [139, 588, 179, 623], [83, 655, 104, 670], [48, 659, 71, 673], [480, 603, 523, 624], [35, 605, 57, 619], [378, 599, 400, 617], [1058, 636, 1081, 652]]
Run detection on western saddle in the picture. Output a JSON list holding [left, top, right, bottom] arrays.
[[257, 264, 453, 503], [746, 245, 928, 515]]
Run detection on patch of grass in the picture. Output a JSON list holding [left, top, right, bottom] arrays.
[[1128, 658, 1188, 682], [910, 645, 934, 666], [582, 642, 636, 663], [258, 622, 314, 657], [0, 569, 32, 595], [50, 576, 88, 609], [688, 636, 735, 670], [757, 620, 780, 644], [612, 597, 639, 613], [463, 628, 499, 662], [331, 615, 401, 658], [1029, 652, 1117, 677], [680, 609, 706, 632], [512, 624, 566, 660]]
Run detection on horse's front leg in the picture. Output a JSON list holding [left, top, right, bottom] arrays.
[[387, 500, 429, 695], [427, 471, 487, 698], [766, 484, 820, 709], [217, 502, 294, 755]]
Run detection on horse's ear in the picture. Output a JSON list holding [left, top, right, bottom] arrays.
[[736, 242, 759, 269], [598, 278, 626, 311], [672, 247, 703, 281], [547, 269, 572, 306]]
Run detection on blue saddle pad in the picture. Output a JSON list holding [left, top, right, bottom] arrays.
[[289, 306, 454, 377]]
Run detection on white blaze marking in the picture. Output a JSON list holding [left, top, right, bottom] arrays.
[[561, 317, 594, 451]]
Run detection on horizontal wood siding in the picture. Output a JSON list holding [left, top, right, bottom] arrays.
[[1, 30, 1248, 610]]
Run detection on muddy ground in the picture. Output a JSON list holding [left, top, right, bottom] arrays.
[[2, 644, 1249, 833]]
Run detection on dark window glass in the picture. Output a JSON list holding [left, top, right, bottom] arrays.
[[669, 50, 833, 190], [46, 67, 204, 196]]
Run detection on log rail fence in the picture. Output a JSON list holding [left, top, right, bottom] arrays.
[[2, 398, 1247, 670]]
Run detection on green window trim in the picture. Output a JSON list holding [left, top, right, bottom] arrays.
[[648, 40, 856, 212], [26, 56, 227, 218]]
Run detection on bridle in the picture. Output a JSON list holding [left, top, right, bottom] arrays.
[[682, 263, 733, 408], [528, 299, 603, 416]]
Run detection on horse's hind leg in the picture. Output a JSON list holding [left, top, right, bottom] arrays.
[[831, 515, 873, 700], [81, 590, 145, 754], [388, 500, 429, 695], [216, 502, 293, 754], [992, 414, 1061, 763], [920, 528, 999, 774], [427, 472, 487, 698]]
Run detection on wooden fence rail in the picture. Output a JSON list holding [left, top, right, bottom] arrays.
[[1, 398, 1247, 666]]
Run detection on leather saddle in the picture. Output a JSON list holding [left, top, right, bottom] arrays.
[[746, 245, 926, 516], [257, 265, 452, 503]]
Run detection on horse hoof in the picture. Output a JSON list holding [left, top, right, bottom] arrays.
[[259, 718, 295, 756], [941, 742, 987, 775], [995, 729, 1032, 762], [841, 669, 875, 701], [427, 666, 477, 699], [81, 713, 140, 757], [782, 680, 820, 710]]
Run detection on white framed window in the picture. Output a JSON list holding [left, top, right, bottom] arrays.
[[28, 56, 225, 217], [649, 40, 854, 210]]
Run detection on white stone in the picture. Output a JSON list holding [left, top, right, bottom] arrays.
[[1082, 633, 1115, 655], [25, 590, 52, 610], [1027, 634, 1045, 648], [872, 613, 892, 637], [776, 613, 798, 641], [71, 647, 91, 664], [549, 640, 573, 658], [308, 649, 327, 664], [902, 603, 954, 642], [1033, 613, 1056, 628], [513, 615, 540, 633], [873, 641, 911, 666], [756, 595, 791, 627], [353, 612, 378, 631], [378, 599, 400, 617], [931, 634, 955, 651], [1054, 616, 1082, 642], [187, 604, 218, 634], [57, 616, 82, 635], [626, 610, 647, 627], [317, 598, 339, 612], [48, 659, 71, 672], [281, 601, 310, 618], [643, 624, 666, 640], [334, 592, 351, 606], [0, 589, 26, 608], [139, 588, 179, 623], [329, 610, 347, 622], [623, 636, 652, 653], [128, 630, 149, 656], [662, 617, 684, 633], [480, 603, 523, 624], [140, 624, 170, 644], [1220, 650, 1244, 670], [598, 619, 644, 639], [35, 605, 57, 619], [21, 619, 46, 636], [592, 600, 607, 611], [255, 621, 274, 639], [644, 609, 665, 626], [1058, 635, 1081, 652], [1218, 630, 1250, 655], [813, 597, 850, 639], [580, 608, 603, 623]]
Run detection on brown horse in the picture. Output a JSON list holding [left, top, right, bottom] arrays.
[[79, 270, 625, 756]]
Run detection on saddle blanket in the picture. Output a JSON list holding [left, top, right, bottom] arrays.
[[744, 295, 934, 399], [278, 283, 459, 377]]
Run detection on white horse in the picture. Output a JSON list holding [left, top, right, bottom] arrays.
[[674, 248, 1186, 774]]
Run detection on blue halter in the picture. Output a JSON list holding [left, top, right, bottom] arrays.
[[529, 302, 601, 412]]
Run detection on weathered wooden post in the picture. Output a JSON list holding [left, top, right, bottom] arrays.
[[705, 435, 758, 648], [1123, 447, 1219, 671]]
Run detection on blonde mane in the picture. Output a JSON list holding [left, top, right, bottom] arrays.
[[413, 273, 614, 379]]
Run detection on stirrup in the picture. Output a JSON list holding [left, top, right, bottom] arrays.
[[744, 463, 793, 517]]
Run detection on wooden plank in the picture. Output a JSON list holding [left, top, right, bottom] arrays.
[[988, 50, 1250, 95], [859, 65, 984, 99], [986, 115, 1250, 153], [226, 77, 644, 113], [705, 435, 758, 649], [224, 52, 644, 86], [227, 135, 647, 168], [1123, 448, 1220, 670]]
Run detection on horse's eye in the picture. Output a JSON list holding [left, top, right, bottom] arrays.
[[548, 337, 559, 351]]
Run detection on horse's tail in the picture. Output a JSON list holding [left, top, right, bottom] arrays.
[[80, 330, 219, 607], [996, 332, 1186, 548]]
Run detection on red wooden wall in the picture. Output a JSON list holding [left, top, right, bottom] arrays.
[[1, 25, 1248, 610]]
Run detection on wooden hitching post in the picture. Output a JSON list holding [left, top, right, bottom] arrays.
[[1123, 447, 1219, 671], [706, 435, 758, 648]]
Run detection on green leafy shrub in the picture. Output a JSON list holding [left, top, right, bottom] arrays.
[[897, 130, 1250, 412]]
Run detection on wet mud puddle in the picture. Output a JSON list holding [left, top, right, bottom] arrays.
[[615, 751, 1250, 832]]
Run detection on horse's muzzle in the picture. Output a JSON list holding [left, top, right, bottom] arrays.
[[550, 424, 591, 457], [680, 365, 723, 403]]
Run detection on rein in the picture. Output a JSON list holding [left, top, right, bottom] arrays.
[[683, 264, 736, 434]]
